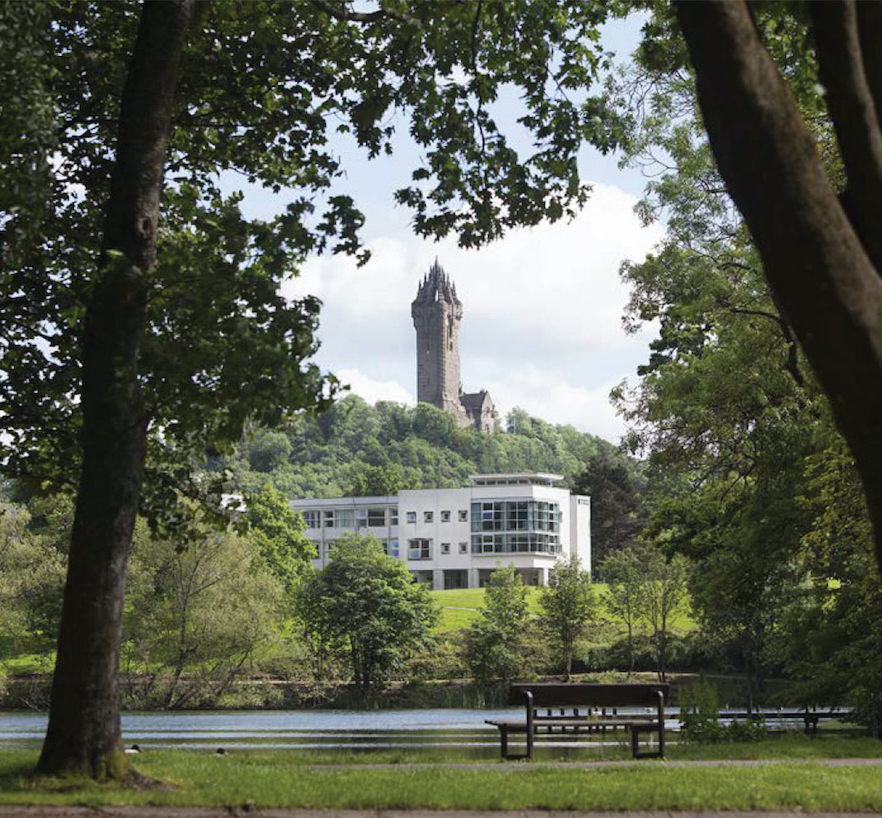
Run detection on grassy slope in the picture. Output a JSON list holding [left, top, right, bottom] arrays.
[[2, 737, 882, 810], [431, 586, 698, 633]]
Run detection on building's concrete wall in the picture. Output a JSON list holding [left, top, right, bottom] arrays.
[[570, 494, 592, 576]]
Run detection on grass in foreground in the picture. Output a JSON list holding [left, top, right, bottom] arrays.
[[2, 735, 882, 811]]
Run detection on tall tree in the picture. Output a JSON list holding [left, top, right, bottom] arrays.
[[245, 485, 312, 591], [293, 533, 437, 693], [602, 545, 645, 676], [463, 564, 531, 687], [636, 543, 689, 683], [671, 1, 882, 572], [539, 554, 596, 679], [572, 454, 646, 570], [37, 1, 199, 778], [3, 1, 623, 776], [611, 33, 827, 700]]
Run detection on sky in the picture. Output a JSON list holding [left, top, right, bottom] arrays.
[[234, 15, 664, 444]]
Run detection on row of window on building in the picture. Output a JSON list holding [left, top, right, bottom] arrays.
[[302, 500, 561, 533], [309, 532, 561, 561]]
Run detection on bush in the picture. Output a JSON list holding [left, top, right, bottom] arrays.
[[680, 676, 766, 744]]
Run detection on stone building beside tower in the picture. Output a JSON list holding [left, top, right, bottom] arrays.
[[411, 260, 495, 434]]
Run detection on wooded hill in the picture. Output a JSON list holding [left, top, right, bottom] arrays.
[[217, 395, 629, 499]]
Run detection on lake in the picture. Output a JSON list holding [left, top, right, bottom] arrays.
[[0, 708, 662, 757], [0, 708, 824, 757]]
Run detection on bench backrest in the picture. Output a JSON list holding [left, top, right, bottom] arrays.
[[508, 683, 669, 709]]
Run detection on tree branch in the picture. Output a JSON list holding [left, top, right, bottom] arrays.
[[812, 0, 882, 269], [673, 0, 882, 568], [856, 2, 882, 136]]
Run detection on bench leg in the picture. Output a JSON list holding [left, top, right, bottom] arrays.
[[527, 725, 534, 759], [631, 726, 665, 760]]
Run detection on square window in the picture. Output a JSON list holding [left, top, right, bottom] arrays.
[[441, 510, 451, 523], [424, 510, 433, 523], [459, 542, 468, 554], [406, 511, 416, 524], [390, 510, 399, 525], [408, 538, 431, 560], [441, 542, 450, 555], [458, 510, 468, 522]]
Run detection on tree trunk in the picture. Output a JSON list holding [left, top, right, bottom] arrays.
[[37, 0, 195, 778], [673, 0, 882, 571]]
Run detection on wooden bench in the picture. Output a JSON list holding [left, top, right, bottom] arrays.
[[486, 682, 669, 760]]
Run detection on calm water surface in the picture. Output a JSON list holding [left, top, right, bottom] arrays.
[[0, 709, 652, 756], [0, 708, 816, 756]]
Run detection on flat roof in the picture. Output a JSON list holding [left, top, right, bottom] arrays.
[[289, 496, 398, 508], [468, 472, 564, 486]]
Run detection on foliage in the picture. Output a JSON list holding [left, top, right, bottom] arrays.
[[1, 0, 626, 510], [601, 541, 689, 681], [244, 485, 312, 590], [679, 676, 765, 745], [122, 524, 285, 709], [611, 38, 827, 699], [777, 438, 882, 727], [293, 533, 438, 693], [572, 453, 647, 570], [602, 544, 646, 674], [0, 501, 66, 655], [223, 396, 623, 499], [640, 541, 690, 682], [538, 554, 597, 678], [463, 565, 531, 687], [347, 464, 408, 498]]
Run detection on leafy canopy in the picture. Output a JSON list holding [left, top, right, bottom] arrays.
[[1, 0, 625, 532], [293, 533, 438, 692]]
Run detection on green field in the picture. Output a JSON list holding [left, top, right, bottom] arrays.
[[2, 736, 882, 811], [430, 585, 697, 633]]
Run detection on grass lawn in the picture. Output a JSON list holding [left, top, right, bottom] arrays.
[[2, 736, 882, 810], [431, 585, 697, 633]]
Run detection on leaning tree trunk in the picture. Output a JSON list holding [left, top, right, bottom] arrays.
[[37, 0, 195, 778], [673, 0, 882, 573]]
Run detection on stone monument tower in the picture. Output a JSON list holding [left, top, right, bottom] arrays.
[[411, 260, 495, 434]]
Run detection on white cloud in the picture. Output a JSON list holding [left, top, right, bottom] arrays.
[[485, 365, 628, 442], [335, 368, 415, 407]]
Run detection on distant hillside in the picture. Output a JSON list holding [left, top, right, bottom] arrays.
[[217, 395, 626, 498]]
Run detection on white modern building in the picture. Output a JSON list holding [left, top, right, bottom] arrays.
[[291, 473, 590, 589]]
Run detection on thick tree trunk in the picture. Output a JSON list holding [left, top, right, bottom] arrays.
[[37, 0, 195, 778], [674, 0, 882, 571]]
